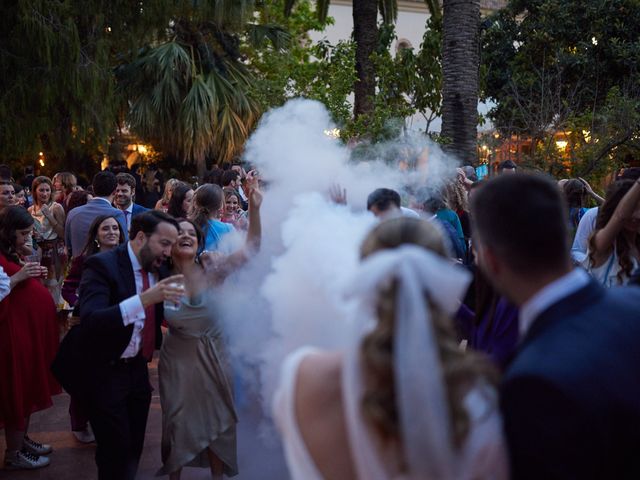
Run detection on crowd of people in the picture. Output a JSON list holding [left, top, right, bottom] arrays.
[[0, 162, 261, 479], [0, 157, 639, 480]]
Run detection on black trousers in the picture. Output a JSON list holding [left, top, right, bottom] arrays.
[[87, 355, 152, 480]]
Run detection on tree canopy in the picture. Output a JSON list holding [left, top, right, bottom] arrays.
[[482, 0, 640, 176]]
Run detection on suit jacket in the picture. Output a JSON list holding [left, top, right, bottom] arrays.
[[77, 244, 166, 364], [131, 203, 149, 217], [501, 280, 640, 480], [65, 198, 128, 256]]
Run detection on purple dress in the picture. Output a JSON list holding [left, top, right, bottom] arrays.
[[456, 297, 519, 370]]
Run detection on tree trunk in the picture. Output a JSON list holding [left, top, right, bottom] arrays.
[[352, 0, 378, 120], [441, 0, 480, 165]]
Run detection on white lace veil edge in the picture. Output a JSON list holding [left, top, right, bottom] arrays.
[[342, 245, 472, 479]]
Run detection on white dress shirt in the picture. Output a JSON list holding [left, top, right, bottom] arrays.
[[118, 243, 156, 358], [519, 268, 591, 338], [237, 184, 248, 202], [571, 207, 598, 264], [0, 265, 10, 301]]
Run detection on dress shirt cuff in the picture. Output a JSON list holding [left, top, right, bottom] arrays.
[[120, 295, 146, 326], [0, 268, 10, 301]]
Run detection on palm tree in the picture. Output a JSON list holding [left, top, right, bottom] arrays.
[[285, 0, 441, 120], [117, 2, 289, 178], [441, 0, 480, 165]]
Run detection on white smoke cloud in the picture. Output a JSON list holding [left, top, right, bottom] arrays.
[[210, 98, 459, 478]]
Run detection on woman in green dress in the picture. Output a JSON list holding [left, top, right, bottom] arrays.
[[158, 179, 262, 480]]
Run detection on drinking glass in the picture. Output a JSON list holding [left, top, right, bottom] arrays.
[[163, 280, 185, 311]]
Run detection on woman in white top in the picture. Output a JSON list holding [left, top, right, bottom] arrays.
[[585, 177, 640, 287], [28, 176, 67, 304], [273, 217, 508, 480]]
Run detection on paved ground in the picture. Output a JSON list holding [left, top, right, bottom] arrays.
[[0, 356, 287, 480]]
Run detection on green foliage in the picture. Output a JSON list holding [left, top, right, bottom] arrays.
[[247, 0, 354, 126], [116, 2, 290, 173], [1, 0, 445, 174], [482, 0, 640, 179], [0, 0, 163, 169], [0, 0, 288, 174], [343, 19, 443, 141], [250, 2, 443, 143]]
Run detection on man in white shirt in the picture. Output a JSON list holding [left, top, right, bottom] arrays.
[[471, 173, 640, 480], [76, 210, 183, 480]]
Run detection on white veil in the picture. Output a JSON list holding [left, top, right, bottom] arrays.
[[342, 245, 472, 479]]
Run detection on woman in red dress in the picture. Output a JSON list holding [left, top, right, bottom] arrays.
[[0, 206, 61, 470]]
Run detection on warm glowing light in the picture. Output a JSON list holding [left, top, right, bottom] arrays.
[[38, 151, 44, 156], [591, 37, 598, 46], [582, 130, 591, 143], [137, 145, 148, 155], [323, 128, 341, 139], [39, 159, 45, 167], [493, 133, 500, 139], [556, 140, 568, 150], [481, 145, 488, 150]]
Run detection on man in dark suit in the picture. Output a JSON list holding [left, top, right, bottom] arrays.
[[65, 171, 128, 257], [77, 210, 184, 480], [470, 173, 640, 480], [115, 172, 149, 233]]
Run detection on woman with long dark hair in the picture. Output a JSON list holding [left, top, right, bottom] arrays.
[[586, 178, 640, 287], [167, 182, 194, 219], [62, 214, 126, 307], [158, 180, 262, 479], [0, 206, 60, 470], [60, 214, 126, 443]]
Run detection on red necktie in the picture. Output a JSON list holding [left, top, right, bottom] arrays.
[[140, 269, 156, 362]]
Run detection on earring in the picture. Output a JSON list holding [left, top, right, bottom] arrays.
[[95, 239, 101, 248]]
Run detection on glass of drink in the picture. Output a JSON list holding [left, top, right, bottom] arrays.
[[24, 253, 39, 264], [163, 280, 185, 311]]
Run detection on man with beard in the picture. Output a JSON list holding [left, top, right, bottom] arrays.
[[77, 210, 184, 480], [114, 173, 149, 233], [471, 173, 640, 479]]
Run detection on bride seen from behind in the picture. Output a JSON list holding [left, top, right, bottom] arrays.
[[273, 217, 508, 480]]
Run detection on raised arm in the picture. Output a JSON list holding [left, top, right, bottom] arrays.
[[201, 173, 263, 282], [591, 179, 640, 265], [578, 177, 604, 205]]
